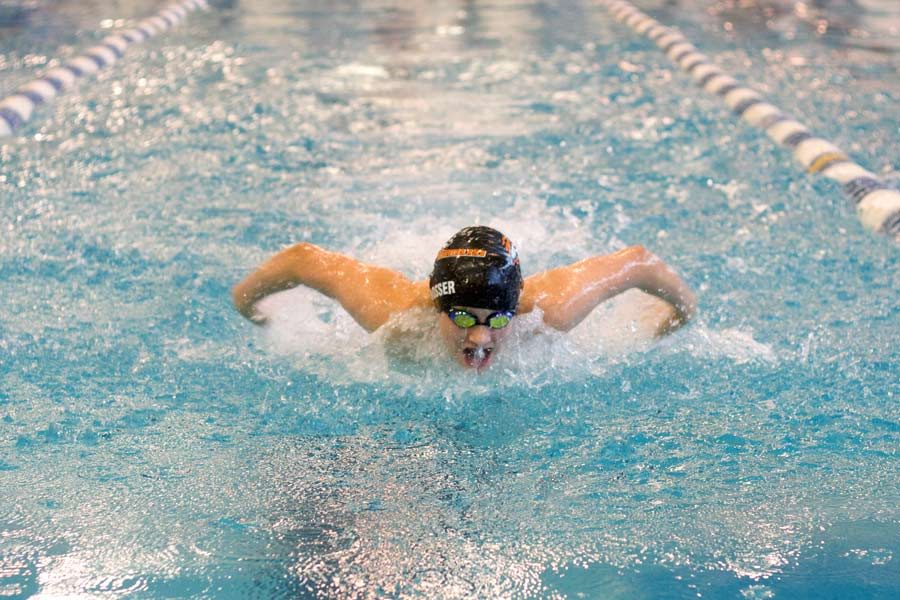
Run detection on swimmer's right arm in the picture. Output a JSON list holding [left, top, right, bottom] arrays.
[[232, 243, 426, 331]]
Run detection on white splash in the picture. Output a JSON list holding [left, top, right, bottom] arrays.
[[250, 202, 776, 389]]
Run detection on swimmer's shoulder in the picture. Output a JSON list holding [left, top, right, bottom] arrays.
[[404, 280, 433, 309], [375, 279, 431, 332], [379, 278, 433, 335]]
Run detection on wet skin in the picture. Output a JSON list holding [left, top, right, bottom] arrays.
[[437, 306, 512, 371], [233, 242, 698, 369]]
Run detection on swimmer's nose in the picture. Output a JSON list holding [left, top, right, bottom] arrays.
[[465, 325, 492, 347]]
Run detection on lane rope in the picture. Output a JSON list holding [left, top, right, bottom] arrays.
[[597, 0, 900, 240], [0, 0, 209, 139]]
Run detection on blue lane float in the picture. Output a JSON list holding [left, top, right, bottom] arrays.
[[0, 0, 209, 139], [597, 0, 900, 240]]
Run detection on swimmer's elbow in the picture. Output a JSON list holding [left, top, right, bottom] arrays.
[[287, 241, 316, 259], [623, 244, 658, 266], [610, 245, 660, 292], [542, 313, 575, 332], [629, 247, 697, 323]]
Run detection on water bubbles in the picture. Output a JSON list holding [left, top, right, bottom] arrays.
[[740, 584, 775, 599]]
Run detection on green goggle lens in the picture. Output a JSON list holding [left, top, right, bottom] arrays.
[[487, 314, 511, 329], [448, 310, 513, 330], [451, 312, 477, 328]]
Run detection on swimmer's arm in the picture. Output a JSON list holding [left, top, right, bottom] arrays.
[[232, 242, 426, 331], [520, 245, 697, 334]]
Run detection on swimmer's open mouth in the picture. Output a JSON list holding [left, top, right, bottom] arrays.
[[462, 346, 493, 368]]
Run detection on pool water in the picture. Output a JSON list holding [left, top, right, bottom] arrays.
[[1, 0, 898, 598]]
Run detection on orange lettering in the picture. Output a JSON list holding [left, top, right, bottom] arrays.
[[436, 248, 487, 260]]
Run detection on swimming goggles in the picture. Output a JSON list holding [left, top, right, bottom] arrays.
[[447, 309, 514, 329]]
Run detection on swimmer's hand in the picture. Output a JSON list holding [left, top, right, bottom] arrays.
[[650, 298, 694, 338]]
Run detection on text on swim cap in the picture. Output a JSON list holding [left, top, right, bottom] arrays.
[[436, 248, 488, 260], [430, 280, 456, 299]]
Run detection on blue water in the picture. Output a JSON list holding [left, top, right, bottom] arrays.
[[1, 0, 898, 598]]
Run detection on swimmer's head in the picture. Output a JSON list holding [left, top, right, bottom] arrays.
[[430, 226, 523, 371], [429, 226, 523, 313]]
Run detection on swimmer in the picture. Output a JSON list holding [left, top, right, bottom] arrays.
[[232, 226, 697, 370]]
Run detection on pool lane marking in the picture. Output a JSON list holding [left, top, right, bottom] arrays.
[[597, 0, 900, 240], [0, 0, 209, 139]]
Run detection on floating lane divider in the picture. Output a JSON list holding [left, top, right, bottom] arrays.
[[597, 0, 900, 240], [0, 0, 209, 139]]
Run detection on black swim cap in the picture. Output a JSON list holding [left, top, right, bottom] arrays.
[[429, 226, 523, 312]]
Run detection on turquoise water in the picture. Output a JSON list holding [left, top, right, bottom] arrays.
[[1, 0, 898, 597]]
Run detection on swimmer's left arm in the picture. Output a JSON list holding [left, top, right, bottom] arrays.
[[520, 245, 697, 334]]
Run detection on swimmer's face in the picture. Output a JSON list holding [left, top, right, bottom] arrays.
[[438, 306, 512, 371]]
